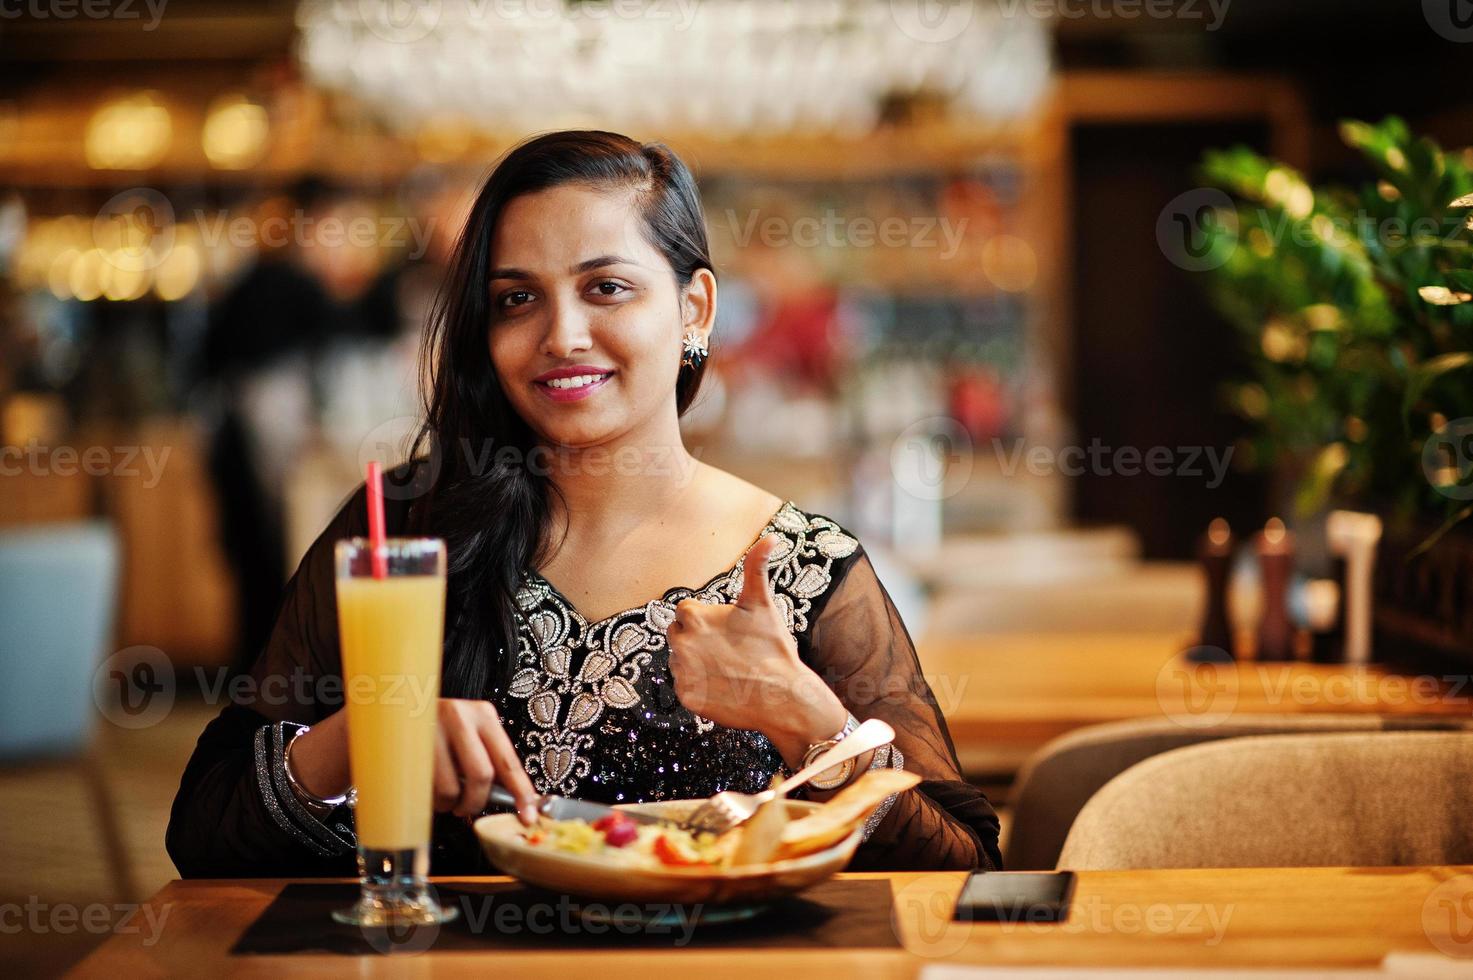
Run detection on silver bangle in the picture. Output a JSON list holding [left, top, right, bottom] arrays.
[[282, 724, 353, 809]]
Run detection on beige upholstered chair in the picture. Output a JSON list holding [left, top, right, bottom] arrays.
[[1056, 731, 1473, 870], [1004, 714, 1473, 871]]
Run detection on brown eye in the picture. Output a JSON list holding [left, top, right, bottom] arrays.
[[499, 289, 534, 310], [589, 280, 630, 299]]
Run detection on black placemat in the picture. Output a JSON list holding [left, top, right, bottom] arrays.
[[231, 878, 899, 955]]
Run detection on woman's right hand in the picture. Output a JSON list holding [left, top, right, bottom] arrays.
[[287, 699, 541, 826], [431, 699, 540, 823]]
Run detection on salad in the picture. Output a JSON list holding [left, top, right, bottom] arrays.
[[522, 812, 732, 869], [516, 770, 922, 869]]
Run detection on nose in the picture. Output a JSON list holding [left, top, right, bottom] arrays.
[[540, 293, 592, 360]]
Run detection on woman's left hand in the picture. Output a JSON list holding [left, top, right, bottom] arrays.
[[666, 534, 847, 765]]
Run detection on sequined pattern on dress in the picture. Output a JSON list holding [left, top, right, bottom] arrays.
[[498, 501, 861, 802]]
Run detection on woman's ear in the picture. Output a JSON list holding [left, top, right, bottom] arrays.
[[680, 268, 717, 348]]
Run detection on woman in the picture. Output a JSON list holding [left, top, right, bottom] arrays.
[[167, 131, 1001, 877]]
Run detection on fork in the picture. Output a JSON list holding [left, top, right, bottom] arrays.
[[683, 717, 896, 835]]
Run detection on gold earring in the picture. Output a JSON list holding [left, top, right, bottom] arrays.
[[681, 329, 709, 367]]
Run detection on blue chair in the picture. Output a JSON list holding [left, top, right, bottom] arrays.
[[0, 520, 136, 899]]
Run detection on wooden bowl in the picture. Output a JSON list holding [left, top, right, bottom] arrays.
[[473, 798, 863, 905]]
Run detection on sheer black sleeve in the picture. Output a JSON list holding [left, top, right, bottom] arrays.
[[801, 549, 1003, 872], [165, 485, 373, 878], [167, 476, 495, 878]]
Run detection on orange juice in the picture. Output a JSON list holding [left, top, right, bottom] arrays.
[[336, 574, 445, 851]]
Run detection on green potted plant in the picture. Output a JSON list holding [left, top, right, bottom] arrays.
[[1194, 116, 1473, 663]]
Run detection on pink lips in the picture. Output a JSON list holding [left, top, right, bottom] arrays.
[[533, 365, 614, 403]]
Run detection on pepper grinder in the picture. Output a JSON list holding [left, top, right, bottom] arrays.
[[1193, 518, 1236, 660], [1255, 517, 1296, 661]]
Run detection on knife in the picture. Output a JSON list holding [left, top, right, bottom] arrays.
[[484, 785, 669, 826]]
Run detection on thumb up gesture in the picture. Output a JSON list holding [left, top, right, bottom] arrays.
[[666, 534, 845, 763]]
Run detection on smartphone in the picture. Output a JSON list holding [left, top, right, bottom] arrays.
[[952, 871, 1077, 923]]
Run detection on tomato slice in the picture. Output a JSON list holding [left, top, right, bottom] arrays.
[[653, 834, 703, 866]]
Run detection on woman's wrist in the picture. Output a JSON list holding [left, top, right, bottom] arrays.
[[764, 667, 848, 769], [285, 712, 352, 801]]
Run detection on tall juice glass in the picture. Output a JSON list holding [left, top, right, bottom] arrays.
[[332, 536, 457, 926]]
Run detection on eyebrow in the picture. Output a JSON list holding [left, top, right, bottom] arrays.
[[488, 254, 639, 281]]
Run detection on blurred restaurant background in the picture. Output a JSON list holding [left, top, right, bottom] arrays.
[[5, 0, 1473, 972]]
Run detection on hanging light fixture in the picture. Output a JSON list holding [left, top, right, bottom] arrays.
[[295, 0, 1053, 138]]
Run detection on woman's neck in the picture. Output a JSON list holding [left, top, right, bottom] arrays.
[[540, 415, 702, 548]]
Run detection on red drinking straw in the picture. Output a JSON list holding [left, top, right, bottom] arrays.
[[365, 460, 387, 580]]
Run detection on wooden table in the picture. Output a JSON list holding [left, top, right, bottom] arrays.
[[919, 632, 1473, 772], [69, 868, 1473, 976]]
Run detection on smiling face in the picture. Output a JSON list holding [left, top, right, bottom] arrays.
[[487, 182, 714, 451]]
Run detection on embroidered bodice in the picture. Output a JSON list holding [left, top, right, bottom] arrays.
[[495, 501, 857, 801]]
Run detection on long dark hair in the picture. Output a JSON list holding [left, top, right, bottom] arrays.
[[409, 130, 713, 701]]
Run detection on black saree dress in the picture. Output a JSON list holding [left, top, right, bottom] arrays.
[[166, 486, 1003, 877]]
